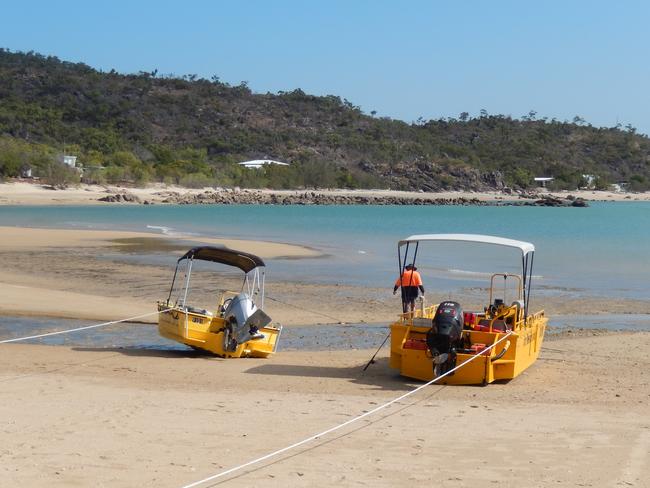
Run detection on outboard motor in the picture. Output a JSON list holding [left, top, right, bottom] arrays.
[[426, 301, 463, 377], [223, 293, 272, 351]]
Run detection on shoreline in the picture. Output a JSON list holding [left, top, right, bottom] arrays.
[[0, 226, 648, 324], [2, 312, 647, 349], [0, 225, 322, 259], [1, 181, 649, 206], [0, 226, 324, 324]]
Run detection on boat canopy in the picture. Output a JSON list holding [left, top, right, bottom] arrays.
[[178, 246, 265, 273], [399, 234, 535, 257]]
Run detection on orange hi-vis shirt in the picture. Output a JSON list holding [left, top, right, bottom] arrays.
[[395, 269, 422, 288]]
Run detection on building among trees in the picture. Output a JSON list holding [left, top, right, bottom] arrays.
[[238, 159, 289, 169], [61, 155, 77, 168]]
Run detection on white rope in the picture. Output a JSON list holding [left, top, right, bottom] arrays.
[[0, 310, 166, 344], [181, 331, 513, 488]]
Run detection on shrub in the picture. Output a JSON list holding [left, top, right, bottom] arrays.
[[43, 162, 80, 188], [179, 172, 215, 188]]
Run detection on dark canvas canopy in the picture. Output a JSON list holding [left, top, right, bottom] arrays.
[[178, 246, 265, 273]]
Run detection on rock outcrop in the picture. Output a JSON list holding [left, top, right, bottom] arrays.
[[97, 189, 588, 207], [98, 192, 142, 203], [154, 190, 488, 206]]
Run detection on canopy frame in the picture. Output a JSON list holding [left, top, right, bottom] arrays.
[[397, 234, 537, 318], [177, 246, 265, 273], [166, 246, 266, 309]]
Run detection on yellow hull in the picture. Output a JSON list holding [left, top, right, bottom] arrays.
[[389, 308, 547, 385], [157, 304, 281, 358]]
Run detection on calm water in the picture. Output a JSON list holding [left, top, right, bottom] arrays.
[[0, 316, 390, 351], [0, 203, 649, 299], [1, 315, 648, 352]]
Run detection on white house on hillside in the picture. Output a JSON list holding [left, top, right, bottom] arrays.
[[61, 155, 77, 167], [238, 159, 289, 169], [534, 177, 554, 188], [581, 174, 596, 189], [20, 164, 32, 178]]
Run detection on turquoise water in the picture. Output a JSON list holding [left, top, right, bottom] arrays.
[[0, 203, 649, 299]]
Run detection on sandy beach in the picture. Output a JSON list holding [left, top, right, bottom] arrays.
[[1, 332, 648, 487], [1, 181, 650, 205], [0, 225, 649, 487]]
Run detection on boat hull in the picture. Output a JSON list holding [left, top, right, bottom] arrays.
[[158, 304, 281, 358], [390, 311, 547, 385]]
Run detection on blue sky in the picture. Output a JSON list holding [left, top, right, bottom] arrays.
[[2, 0, 649, 134]]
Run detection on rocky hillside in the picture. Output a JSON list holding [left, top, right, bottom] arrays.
[[1, 49, 649, 190]]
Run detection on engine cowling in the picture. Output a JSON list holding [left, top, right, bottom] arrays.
[[426, 301, 463, 376]]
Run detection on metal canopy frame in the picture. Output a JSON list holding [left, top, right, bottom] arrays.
[[167, 247, 266, 309], [397, 233, 537, 318]]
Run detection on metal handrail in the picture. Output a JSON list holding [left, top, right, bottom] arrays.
[[488, 273, 523, 307]]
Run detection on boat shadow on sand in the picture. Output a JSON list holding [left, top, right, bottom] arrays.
[[242, 358, 509, 390], [70, 346, 416, 391], [71, 346, 223, 361], [243, 357, 417, 391]]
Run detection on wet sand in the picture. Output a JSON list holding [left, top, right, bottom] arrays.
[[0, 226, 321, 258], [0, 226, 329, 324]]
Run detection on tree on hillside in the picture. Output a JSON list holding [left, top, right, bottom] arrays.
[[1, 49, 649, 191]]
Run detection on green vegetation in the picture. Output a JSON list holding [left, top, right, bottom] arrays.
[[1, 49, 649, 191]]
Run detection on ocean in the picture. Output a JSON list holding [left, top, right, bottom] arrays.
[[1, 202, 649, 300]]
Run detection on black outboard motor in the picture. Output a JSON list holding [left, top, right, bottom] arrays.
[[426, 301, 463, 376]]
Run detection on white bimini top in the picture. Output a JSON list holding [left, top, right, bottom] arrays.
[[398, 234, 535, 256]]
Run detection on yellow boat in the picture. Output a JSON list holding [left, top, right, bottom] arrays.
[[157, 246, 281, 358], [389, 234, 547, 385]]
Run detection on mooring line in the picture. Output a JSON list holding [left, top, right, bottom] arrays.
[[180, 332, 513, 488], [0, 310, 166, 344]]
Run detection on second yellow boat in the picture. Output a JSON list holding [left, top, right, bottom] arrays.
[[389, 234, 547, 385]]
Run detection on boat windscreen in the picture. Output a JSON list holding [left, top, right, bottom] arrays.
[[178, 246, 265, 273]]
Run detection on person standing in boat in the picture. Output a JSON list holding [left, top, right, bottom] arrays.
[[393, 264, 425, 312]]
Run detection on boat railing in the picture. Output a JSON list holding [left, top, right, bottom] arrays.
[[487, 306, 518, 332], [397, 301, 542, 331], [398, 304, 437, 326], [525, 310, 545, 325]]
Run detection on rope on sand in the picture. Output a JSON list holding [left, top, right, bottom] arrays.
[[180, 331, 513, 488], [0, 310, 165, 344]]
